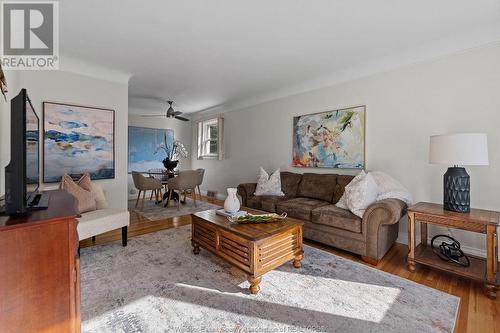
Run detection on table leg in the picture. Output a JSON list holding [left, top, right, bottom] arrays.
[[192, 240, 200, 255], [407, 212, 416, 272], [293, 253, 304, 268], [421, 222, 428, 247], [485, 225, 497, 299], [248, 275, 261, 294]]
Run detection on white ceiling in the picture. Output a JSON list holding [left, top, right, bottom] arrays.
[[60, 0, 500, 114]]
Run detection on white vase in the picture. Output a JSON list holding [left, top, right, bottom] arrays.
[[224, 188, 240, 213]]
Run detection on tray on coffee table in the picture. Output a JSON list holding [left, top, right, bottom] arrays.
[[227, 212, 287, 224]]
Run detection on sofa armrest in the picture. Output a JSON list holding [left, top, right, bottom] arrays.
[[362, 198, 407, 261], [363, 198, 407, 226], [237, 183, 257, 206]]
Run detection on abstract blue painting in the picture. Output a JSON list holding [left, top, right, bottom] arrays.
[[43, 102, 115, 182], [128, 126, 174, 173]]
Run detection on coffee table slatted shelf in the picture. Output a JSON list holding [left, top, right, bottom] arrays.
[[191, 209, 304, 294]]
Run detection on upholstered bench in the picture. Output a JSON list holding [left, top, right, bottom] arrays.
[[77, 209, 130, 246]]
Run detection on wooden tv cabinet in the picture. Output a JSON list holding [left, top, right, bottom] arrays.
[[0, 190, 80, 333]]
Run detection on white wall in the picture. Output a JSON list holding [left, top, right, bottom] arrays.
[[0, 70, 129, 210], [191, 43, 500, 256], [127, 110, 192, 195]]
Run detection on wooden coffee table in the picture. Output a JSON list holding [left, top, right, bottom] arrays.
[[191, 209, 304, 294]]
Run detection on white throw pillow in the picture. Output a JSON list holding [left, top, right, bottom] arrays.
[[370, 171, 412, 205], [343, 171, 379, 217], [254, 167, 285, 196], [91, 182, 109, 209]]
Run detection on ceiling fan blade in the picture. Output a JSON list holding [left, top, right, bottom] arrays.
[[141, 114, 166, 117], [175, 115, 189, 121], [173, 111, 182, 116]]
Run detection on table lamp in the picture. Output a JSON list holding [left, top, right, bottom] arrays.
[[429, 133, 489, 213]]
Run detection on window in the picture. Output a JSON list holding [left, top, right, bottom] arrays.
[[197, 117, 224, 159]]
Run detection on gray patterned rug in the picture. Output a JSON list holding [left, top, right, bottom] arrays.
[[128, 197, 221, 221], [80, 225, 459, 333]]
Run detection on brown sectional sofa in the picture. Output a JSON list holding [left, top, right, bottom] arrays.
[[237, 171, 407, 264]]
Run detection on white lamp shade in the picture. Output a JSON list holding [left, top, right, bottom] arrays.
[[429, 133, 489, 166]]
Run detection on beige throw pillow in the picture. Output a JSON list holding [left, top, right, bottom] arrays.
[[78, 173, 109, 209], [76, 173, 92, 191], [60, 174, 96, 213], [91, 182, 109, 209]]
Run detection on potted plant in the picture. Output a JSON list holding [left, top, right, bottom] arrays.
[[155, 134, 188, 172]]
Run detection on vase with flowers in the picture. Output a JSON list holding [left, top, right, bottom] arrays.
[[155, 134, 188, 172]]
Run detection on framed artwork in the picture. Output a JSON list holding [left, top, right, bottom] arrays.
[[292, 105, 365, 169], [43, 102, 115, 183], [128, 126, 174, 172]]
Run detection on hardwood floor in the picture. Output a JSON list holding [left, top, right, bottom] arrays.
[[80, 197, 500, 333]]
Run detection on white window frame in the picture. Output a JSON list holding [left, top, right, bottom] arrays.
[[197, 117, 224, 160]]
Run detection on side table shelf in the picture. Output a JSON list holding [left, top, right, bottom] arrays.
[[407, 202, 499, 299]]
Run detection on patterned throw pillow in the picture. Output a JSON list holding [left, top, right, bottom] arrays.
[[337, 170, 379, 217], [60, 174, 96, 213], [336, 171, 366, 210], [254, 167, 285, 196]]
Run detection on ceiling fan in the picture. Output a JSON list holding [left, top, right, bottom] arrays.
[[141, 100, 189, 121]]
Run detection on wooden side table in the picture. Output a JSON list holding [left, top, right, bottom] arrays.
[[407, 202, 500, 299]]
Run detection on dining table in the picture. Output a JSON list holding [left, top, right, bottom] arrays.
[[128, 170, 179, 204]]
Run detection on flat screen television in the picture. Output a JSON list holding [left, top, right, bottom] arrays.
[[4, 88, 40, 215]]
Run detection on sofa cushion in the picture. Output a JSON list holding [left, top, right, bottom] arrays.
[[311, 205, 362, 233], [297, 173, 337, 202], [246, 195, 291, 212], [276, 197, 329, 221], [259, 196, 291, 213], [246, 196, 262, 209], [77, 209, 129, 240], [280, 171, 302, 197]]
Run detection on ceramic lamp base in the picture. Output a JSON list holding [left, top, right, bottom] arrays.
[[443, 167, 470, 213]]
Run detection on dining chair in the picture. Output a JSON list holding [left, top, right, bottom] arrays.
[[195, 168, 205, 200], [132, 171, 163, 209], [167, 170, 199, 210]]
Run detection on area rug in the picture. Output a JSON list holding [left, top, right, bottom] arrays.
[[80, 225, 459, 333], [128, 197, 221, 221]]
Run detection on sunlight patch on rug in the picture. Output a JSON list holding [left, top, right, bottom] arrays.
[[81, 225, 459, 333]]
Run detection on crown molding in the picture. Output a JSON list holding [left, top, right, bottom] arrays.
[[59, 54, 132, 84], [193, 27, 500, 118]]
